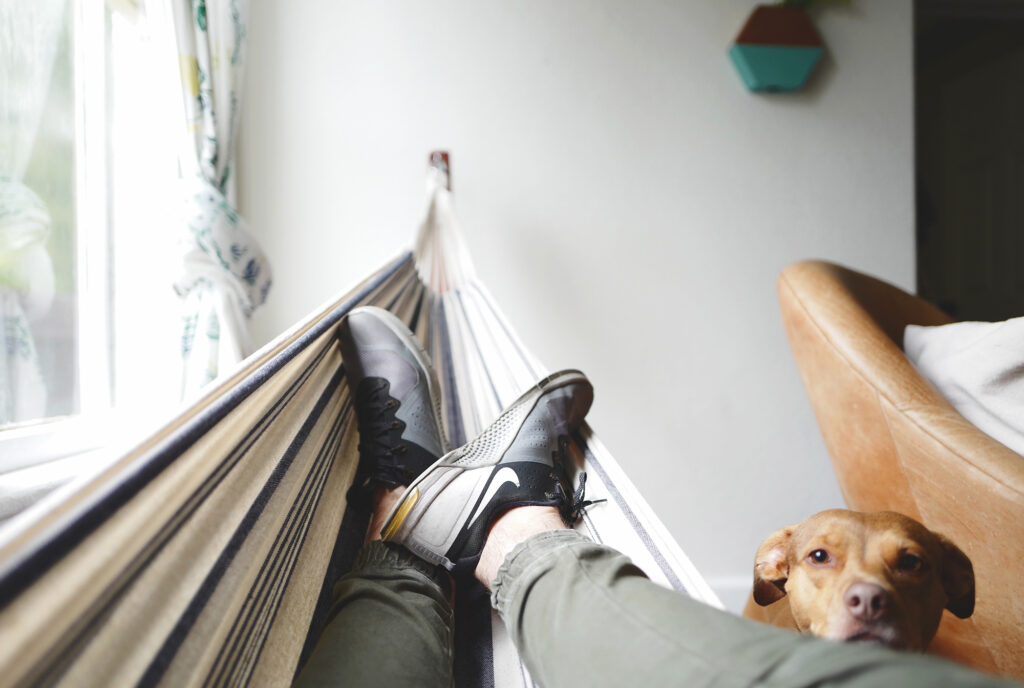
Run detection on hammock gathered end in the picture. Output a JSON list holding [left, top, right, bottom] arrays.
[[0, 155, 718, 687]]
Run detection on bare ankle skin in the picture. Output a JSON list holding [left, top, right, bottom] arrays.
[[475, 506, 567, 589], [365, 486, 406, 543]]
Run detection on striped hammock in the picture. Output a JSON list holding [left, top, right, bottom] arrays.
[[0, 162, 719, 687]]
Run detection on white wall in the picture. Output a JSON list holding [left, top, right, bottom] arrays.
[[239, 0, 914, 612]]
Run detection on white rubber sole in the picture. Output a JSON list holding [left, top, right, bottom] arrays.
[[380, 368, 590, 569]]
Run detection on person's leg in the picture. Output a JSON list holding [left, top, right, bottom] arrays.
[[295, 487, 454, 688], [479, 507, 1017, 688], [296, 307, 455, 686], [377, 363, 1014, 688]]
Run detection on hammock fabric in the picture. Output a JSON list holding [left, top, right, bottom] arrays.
[[0, 163, 718, 687]]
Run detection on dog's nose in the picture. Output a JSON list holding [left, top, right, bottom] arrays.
[[844, 582, 889, 621]]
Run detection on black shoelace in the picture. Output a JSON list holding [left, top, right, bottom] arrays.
[[353, 378, 411, 490], [550, 435, 606, 525]]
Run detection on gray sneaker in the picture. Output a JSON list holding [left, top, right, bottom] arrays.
[[338, 306, 450, 495], [380, 369, 597, 570]]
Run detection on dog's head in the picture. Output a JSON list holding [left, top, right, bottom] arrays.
[[752, 509, 974, 650]]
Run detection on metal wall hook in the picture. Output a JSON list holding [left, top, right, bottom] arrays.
[[428, 150, 451, 191]]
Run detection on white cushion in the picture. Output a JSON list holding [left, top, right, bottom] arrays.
[[904, 317, 1024, 457]]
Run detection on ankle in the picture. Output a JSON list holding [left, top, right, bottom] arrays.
[[474, 505, 567, 588], [365, 485, 406, 543]]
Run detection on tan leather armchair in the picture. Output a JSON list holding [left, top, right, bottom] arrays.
[[772, 260, 1024, 678]]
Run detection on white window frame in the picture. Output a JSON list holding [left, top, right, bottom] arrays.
[[0, 0, 116, 474]]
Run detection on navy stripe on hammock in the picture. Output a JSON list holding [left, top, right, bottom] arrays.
[[140, 366, 349, 686], [21, 338, 341, 687], [0, 253, 413, 611], [573, 430, 686, 593], [219, 379, 351, 686]]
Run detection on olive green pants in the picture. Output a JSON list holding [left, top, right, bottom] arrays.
[[296, 530, 1017, 687]]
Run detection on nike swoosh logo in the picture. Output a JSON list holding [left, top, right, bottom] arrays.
[[467, 467, 520, 528]]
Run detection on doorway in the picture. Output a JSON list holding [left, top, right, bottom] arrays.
[[915, 0, 1024, 320]]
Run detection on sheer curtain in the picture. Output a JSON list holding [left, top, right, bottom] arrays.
[[168, 0, 271, 397], [0, 0, 65, 424]]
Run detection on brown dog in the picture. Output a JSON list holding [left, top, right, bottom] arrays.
[[746, 509, 975, 650]]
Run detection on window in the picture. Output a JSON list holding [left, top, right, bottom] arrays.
[[1, 0, 84, 430], [1, 0, 180, 479]]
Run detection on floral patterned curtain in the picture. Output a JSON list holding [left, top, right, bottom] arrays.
[[0, 0, 64, 424], [171, 0, 271, 397]]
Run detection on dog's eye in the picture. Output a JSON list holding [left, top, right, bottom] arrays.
[[808, 549, 831, 565], [897, 553, 924, 573]]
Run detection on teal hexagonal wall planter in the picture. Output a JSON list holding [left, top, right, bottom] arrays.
[[729, 5, 824, 93]]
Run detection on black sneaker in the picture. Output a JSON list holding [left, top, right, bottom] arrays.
[[339, 306, 449, 496], [380, 369, 599, 570]]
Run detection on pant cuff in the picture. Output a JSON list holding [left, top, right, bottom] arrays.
[[491, 529, 591, 621], [353, 541, 451, 596]]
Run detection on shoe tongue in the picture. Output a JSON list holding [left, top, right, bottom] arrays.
[[543, 394, 573, 436], [358, 349, 419, 399]]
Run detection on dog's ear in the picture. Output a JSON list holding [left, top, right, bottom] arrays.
[[753, 526, 794, 606], [937, 534, 975, 619]]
